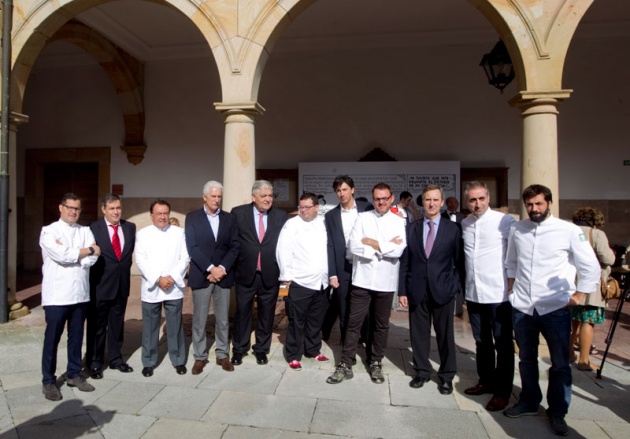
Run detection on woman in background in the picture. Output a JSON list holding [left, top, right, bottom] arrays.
[[569, 207, 615, 371]]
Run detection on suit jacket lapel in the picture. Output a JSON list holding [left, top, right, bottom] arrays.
[[332, 205, 343, 240], [96, 220, 115, 257], [417, 221, 428, 260], [248, 203, 261, 242]]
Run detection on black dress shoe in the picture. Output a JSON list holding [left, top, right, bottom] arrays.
[[464, 383, 493, 396], [175, 365, 187, 375], [438, 380, 453, 395], [409, 376, 430, 389], [110, 363, 134, 373], [90, 367, 103, 380], [142, 367, 153, 377], [231, 353, 244, 366], [255, 352, 268, 365]]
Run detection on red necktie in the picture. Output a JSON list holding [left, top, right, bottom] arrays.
[[257, 212, 265, 270], [110, 224, 122, 260]]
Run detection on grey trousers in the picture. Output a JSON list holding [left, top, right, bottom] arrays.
[[192, 284, 231, 360], [141, 299, 185, 368]]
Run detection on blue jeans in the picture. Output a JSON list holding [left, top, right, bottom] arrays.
[[42, 303, 88, 384], [512, 307, 572, 416]]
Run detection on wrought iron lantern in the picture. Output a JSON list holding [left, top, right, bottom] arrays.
[[479, 40, 515, 93]]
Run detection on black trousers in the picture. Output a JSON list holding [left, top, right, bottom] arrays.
[[409, 295, 456, 382], [285, 283, 328, 361], [233, 273, 279, 354], [467, 300, 515, 398], [341, 287, 393, 365], [86, 289, 128, 369], [321, 277, 371, 345]]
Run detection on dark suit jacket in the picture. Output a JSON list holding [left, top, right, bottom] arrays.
[[325, 199, 372, 282], [441, 211, 466, 224], [399, 217, 464, 306], [185, 208, 240, 289], [89, 219, 136, 301], [231, 203, 288, 288]]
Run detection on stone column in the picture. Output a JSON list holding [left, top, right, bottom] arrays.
[[7, 112, 30, 319], [214, 102, 265, 211], [509, 91, 571, 218]]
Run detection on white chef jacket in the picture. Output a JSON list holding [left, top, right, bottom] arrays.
[[135, 224, 190, 303], [276, 215, 328, 290], [348, 210, 406, 292], [505, 215, 600, 316], [462, 209, 515, 303], [39, 219, 98, 306]]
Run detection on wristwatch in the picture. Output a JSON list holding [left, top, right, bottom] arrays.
[[88, 247, 95, 255]]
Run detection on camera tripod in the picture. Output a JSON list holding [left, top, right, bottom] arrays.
[[596, 270, 629, 379]]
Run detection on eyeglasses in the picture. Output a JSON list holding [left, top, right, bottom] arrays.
[[62, 204, 81, 213], [373, 197, 391, 203], [297, 205, 316, 211]]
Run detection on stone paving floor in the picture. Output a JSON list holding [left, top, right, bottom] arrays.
[[0, 275, 629, 438]]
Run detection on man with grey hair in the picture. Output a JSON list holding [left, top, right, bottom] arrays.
[[231, 180, 288, 365], [461, 181, 515, 411], [185, 181, 240, 374]]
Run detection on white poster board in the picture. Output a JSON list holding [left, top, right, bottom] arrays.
[[299, 161, 460, 214]]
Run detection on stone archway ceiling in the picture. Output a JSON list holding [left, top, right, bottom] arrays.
[[49, 20, 147, 164]]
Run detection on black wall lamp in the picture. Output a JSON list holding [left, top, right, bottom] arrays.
[[479, 40, 515, 93]]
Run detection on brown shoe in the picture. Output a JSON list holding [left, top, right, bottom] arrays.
[[486, 395, 509, 412], [464, 383, 493, 396], [191, 359, 208, 375], [216, 357, 235, 372]]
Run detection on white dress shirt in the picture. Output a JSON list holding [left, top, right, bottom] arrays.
[[462, 209, 515, 303], [135, 224, 190, 303], [341, 202, 359, 261], [348, 210, 407, 292], [39, 219, 98, 306], [505, 215, 600, 316], [276, 215, 328, 290]]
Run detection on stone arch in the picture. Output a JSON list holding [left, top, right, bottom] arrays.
[[10, 0, 225, 111], [467, 0, 595, 92], [48, 20, 145, 159]]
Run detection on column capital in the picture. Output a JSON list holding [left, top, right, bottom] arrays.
[[0, 112, 30, 130], [214, 101, 265, 118], [508, 90, 573, 111]]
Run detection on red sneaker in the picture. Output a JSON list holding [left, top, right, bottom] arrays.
[[289, 360, 302, 370], [311, 354, 329, 362]]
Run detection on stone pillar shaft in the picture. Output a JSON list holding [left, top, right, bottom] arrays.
[[215, 102, 265, 211], [510, 92, 570, 218]]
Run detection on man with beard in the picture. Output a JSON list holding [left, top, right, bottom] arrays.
[[503, 184, 600, 436]]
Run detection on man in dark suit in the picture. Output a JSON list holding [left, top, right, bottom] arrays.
[[231, 180, 288, 365], [441, 196, 466, 224], [87, 194, 136, 379], [186, 181, 240, 374], [322, 175, 372, 344], [399, 184, 464, 395]]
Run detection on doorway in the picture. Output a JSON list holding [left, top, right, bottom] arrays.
[[22, 147, 110, 272], [43, 162, 99, 227]]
